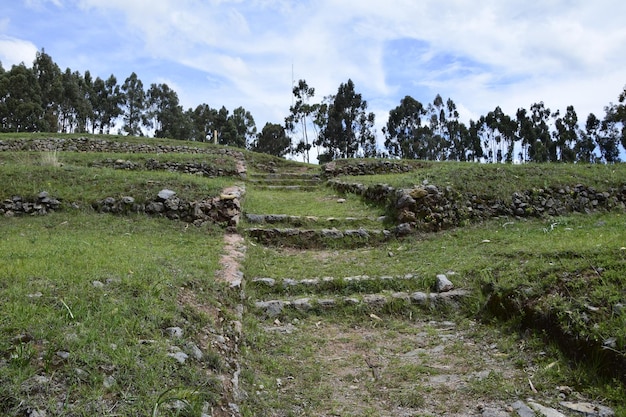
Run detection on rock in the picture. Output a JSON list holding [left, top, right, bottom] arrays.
[[410, 292, 428, 305], [185, 342, 204, 361], [92, 280, 104, 288], [363, 294, 387, 307], [167, 351, 189, 364], [165, 327, 184, 338], [527, 400, 567, 417], [337, 198, 346, 203], [29, 409, 47, 417], [317, 298, 336, 308], [435, 274, 454, 292], [252, 277, 275, 287], [512, 401, 535, 417], [255, 300, 285, 317], [481, 407, 511, 417], [292, 298, 313, 311], [560, 402, 614, 417], [121, 196, 135, 205], [157, 189, 176, 201], [103, 375, 116, 388], [56, 351, 70, 360]]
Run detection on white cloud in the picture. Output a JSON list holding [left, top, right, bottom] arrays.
[[0, 36, 38, 67]]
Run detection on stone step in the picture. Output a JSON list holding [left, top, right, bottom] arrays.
[[244, 226, 410, 248], [249, 172, 321, 180], [252, 184, 321, 192], [243, 213, 388, 227], [247, 178, 322, 186], [252, 289, 470, 318], [249, 274, 425, 296]]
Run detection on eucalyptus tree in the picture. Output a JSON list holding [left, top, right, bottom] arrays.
[[146, 83, 187, 139], [383, 95, 429, 159], [0, 64, 44, 132], [121, 72, 146, 136], [285, 79, 319, 162], [32, 49, 63, 131], [575, 113, 599, 163], [91, 75, 123, 134], [552, 105, 579, 162], [253, 122, 290, 156], [317, 79, 376, 161]]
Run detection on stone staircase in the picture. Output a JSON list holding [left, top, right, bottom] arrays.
[[241, 168, 466, 319]]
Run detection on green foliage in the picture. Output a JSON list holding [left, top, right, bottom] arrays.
[[317, 79, 377, 161], [252, 122, 291, 157]]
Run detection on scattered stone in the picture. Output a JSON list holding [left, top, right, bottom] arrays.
[[435, 274, 455, 292], [337, 198, 346, 203], [165, 327, 184, 338], [27, 292, 43, 298], [29, 409, 47, 417], [92, 280, 104, 288], [185, 342, 204, 361], [512, 401, 535, 417], [527, 400, 567, 417], [560, 401, 615, 417], [167, 350, 189, 364], [103, 375, 116, 388], [157, 189, 176, 201], [56, 351, 70, 360], [481, 407, 510, 417]]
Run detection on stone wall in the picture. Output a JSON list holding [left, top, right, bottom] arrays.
[[329, 179, 626, 231], [322, 160, 418, 177], [1, 137, 246, 226], [0, 137, 244, 160], [2, 188, 244, 227], [91, 158, 238, 177]]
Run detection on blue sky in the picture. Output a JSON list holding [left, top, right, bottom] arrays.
[[2, 0, 626, 155]]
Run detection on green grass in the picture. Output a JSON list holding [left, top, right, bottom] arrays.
[[337, 161, 626, 200], [242, 187, 386, 218], [0, 152, 234, 203], [0, 212, 228, 415]]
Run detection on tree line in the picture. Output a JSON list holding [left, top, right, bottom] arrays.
[[1, 50, 625, 163]]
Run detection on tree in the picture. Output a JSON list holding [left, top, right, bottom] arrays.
[[552, 105, 579, 162], [229, 106, 256, 148], [145, 83, 187, 139], [0, 64, 44, 132], [32, 49, 62, 131], [529, 102, 556, 162], [253, 122, 290, 156], [286, 79, 319, 163], [383, 95, 429, 159], [317, 79, 377, 161], [121, 72, 146, 136], [189, 103, 218, 142], [598, 105, 621, 163], [576, 113, 599, 163], [91, 75, 123, 134]]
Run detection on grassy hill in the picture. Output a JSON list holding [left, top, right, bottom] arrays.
[[1, 133, 625, 416]]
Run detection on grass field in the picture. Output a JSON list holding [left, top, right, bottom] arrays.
[[1, 134, 625, 416]]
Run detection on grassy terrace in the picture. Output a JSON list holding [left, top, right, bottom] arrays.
[[334, 159, 626, 199], [1, 135, 625, 415]]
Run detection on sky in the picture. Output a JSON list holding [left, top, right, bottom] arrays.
[[2, 0, 626, 159]]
